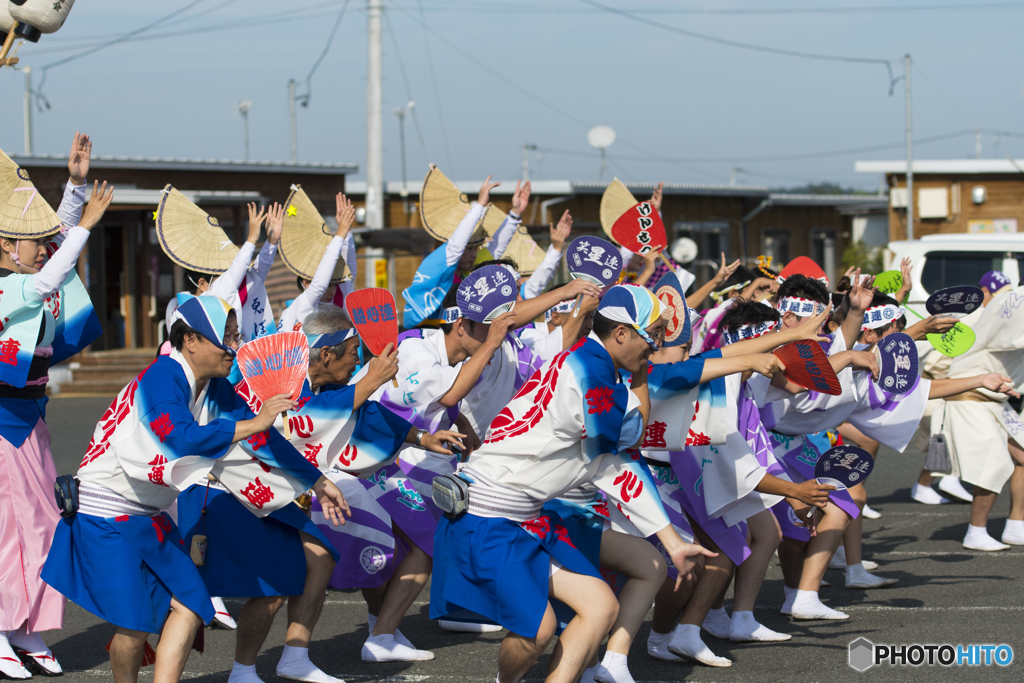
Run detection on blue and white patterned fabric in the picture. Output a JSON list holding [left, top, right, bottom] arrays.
[[597, 284, 663, 350]]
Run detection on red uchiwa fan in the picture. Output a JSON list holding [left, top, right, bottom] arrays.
[[773, 340, 841, 396], [345, 287, 399, 387], [237, 331, 309, 438], [611, 201, 669, 261]]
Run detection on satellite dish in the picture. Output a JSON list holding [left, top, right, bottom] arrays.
[[670, 237, 699, 265], [587, 126, 616, 150]]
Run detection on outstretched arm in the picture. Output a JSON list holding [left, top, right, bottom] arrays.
[[687, 252, 740, 309], [445, 174, 496, 267], [521, 210, 571, 299], [929, 373, 1019, 400]]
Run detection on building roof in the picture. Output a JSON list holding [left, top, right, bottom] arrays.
[[12, 154, 358, 175], [108, 188, 265, 206], [855, 159, 1024, 175]]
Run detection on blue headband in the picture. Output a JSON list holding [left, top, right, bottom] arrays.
[[306, 328, 358, 349]]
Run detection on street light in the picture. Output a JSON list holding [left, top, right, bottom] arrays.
[[237, 101, 252, 161], [394, 101, 414, 219]]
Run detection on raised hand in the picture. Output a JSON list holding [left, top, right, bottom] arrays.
[[550, 210, 572, 252], [365, 343, 399, 388], [792, 303, 833, 342], [254, 393, 298, 432], [712, 252, 741, 286], [847, 268, 874, 312], [477, 175, 500, 206], [923, 315, 957, 335], [265, 202, 284, 245], [511, 179, 532, 216], [485, 310, 518, 350], [563, 278, 603, 300], [79, 181, 114, 231], [68, 132, 92, 186], [246, 202, 267, 244], [335, 193, 356, 238], [649, 181, 664, 213]]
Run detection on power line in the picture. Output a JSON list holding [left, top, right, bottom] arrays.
[[36, 0, 208, 95], [400, 1, 1024, 15], [383, 10, 432, 163], [303, 0, 351, 106], [416, 0, 456, 173], [577, 0, 898, 89]]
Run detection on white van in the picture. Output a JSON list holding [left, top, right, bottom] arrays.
[[886, 234, 1024, 316]]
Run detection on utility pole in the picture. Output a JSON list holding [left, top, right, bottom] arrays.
[[23, 66, 32, 155], [904, 54, 914, 241], [394, 104, 411, 219], [975, 129, 982, 159], [238, 101, 252, 161], [366, 0, 384, 233], [522, 143, 536, 181], [288, 79, 298, 163]]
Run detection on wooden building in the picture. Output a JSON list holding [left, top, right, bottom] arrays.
[[855, 159, 1024, 242]]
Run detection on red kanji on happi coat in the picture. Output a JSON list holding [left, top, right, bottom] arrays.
[[151, 514, 173, 543], [43, 291, 60, 318], [249, 456, 272, 473], [288, 414, 314, 439], [485, 351, 568, 444], [247, 431, 268, 451], [303, 443, 323, 468], [643, 421, 668, 449], [336, 443, 358, 467], [613, 470, 644, 503], [0, 317, 10, 333], [149, 413, 174, 443], [520, 515, 576, 548], [684, 401, 710, 446], [80, 365, 150, 468], [240, 477, 275, 509], [147, 455, 169, 487], [585, 386, 616, 415], [0, 338, 21, 366]]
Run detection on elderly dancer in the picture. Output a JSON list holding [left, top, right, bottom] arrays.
[[42, 297, 348, 683], [431, 285, 716, 683], [0, 137, 108, 678]]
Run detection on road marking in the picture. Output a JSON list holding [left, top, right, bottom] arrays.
[[872, 550, 1024, 557]]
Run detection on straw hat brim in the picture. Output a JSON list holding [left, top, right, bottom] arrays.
[[279, 184, 350, 284], [599, 177, 637, 241], [419, 165, 485, 244], [502, 226, 546, 275], [0, 148, 61, 239], [156, 185, 243, 274]]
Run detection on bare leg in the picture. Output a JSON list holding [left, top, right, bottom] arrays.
[[546, 569, 619, 683], [371, 524, 431, 636], [650, 574, 696, 635], [777, 537, 807, 589], [285, 532, 336, 647], [498, 604, 556, 683], [153, 597, 202, 683], [598, 530, 666, 655], [679, 523, 734, 626], [732, 510, 782, 612], [841, 483, 867, 566], [235, 597, 286, 665], [969, 487, 999, 528], [1007, 440, 1024, 522], [797, 501, 850, 592], [361, 582, 388, 617], [109, 628, 147, 683], [918, 470, 934, 487]]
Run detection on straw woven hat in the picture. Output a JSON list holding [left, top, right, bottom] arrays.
[[0, 147, 62, 239], [155, 185, 243, 274], [280, 184, 350, 284], [482, 204, 546, 275], [419, 164, 488, 246], [599, 177, 637, 241]]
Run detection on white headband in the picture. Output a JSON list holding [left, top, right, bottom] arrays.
[[442, 306, 462, 324], [861, 304, 905, 330], [545, 299, 576, 322], [778, 296, 827, 317], [722, 320, 779, 346]]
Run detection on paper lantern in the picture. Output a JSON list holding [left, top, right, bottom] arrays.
[[10, 0, 76, 42]]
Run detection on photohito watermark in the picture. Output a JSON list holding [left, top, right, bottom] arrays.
[[849, 638, 1013, 672]]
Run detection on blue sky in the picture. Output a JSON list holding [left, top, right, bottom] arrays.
[[1, 0, 1022, 189]]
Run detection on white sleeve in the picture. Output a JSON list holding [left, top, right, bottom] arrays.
[[56, 181, 87, 230], [279, 235, 345, 331], [338, 234, 357, 298], [522, 246, 561, 300], [34, 226, 90, 298], [207, 242, 255, 300], [253, 241, 277, 282], [445, 202, 486, 267], [486, 213, 520, 259]]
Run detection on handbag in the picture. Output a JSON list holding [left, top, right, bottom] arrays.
[[53, 475, 79, 518], [432, 474, 470, 519], [924, 402, 952, 473]]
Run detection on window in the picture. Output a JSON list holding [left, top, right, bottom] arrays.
[[920, 251, 1003, 294], [762, 230, 791, 265]]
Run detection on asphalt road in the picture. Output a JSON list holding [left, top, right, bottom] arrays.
[[39, 396, 1024, 682]]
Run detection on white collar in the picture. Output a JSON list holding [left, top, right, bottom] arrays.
[[430, 327, 454, 368], [169, 348, 209, 415]]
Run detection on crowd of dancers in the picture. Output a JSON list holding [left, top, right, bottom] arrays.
[[3, 133, 1024, 683]]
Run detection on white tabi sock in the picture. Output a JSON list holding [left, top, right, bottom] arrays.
[[228, 662, 264, 683], [729, 610, 791, 642], [910, 482, 950, 505], [361, 634, 434, 662], [211, 596, 237, 630], [1003, 519, 1024, 545], [9, 625, 61, 675], [791, 590, 848, 620], [780, 586, 798, 615], [366, 613, 415, 648], [594, 651, 635, 683], [963, 524, 1010, 552], [845, 563, 898, 589], [646, 629, 681, 662], [667, 624, 732, 667], [276, 645, 341, 683], [579, 664, 599, 683], [0, 632, 31, 680], [700, 606, 731, 639]]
